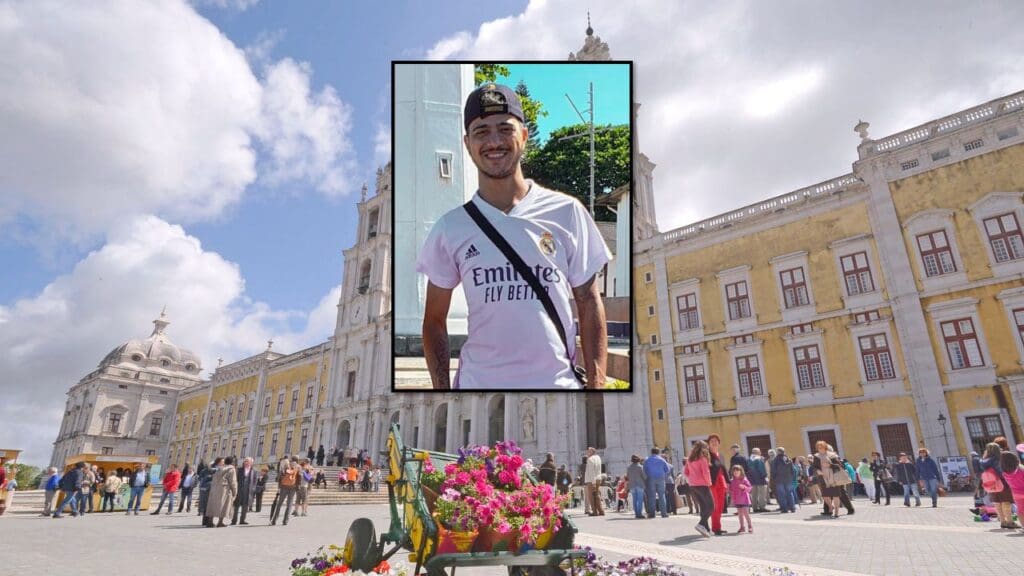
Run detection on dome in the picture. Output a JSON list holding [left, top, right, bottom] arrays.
[[98, 310, 202, 375]]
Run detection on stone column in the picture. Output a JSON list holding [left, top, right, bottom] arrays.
[[856, 159, 952, 456], [653, 249, 684, 451], [446, 395, 459, 453]]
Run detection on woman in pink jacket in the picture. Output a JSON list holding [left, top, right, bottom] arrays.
[[684, 440, 714, 538]]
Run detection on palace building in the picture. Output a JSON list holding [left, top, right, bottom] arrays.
[[636, 90, 1024, 461], [50, 310, 204, 468]]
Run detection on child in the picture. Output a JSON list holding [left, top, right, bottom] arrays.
[[999, 451, 1024, 532], [729, 464, 753, 533]]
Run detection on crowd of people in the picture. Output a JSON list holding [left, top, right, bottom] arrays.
[[573, 434, 1024, 538], [38, 446, 383, 527]]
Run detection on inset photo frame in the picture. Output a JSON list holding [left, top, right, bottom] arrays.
[[391, 61, 634, 392]]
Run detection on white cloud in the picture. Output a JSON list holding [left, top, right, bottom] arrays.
[[0, 0, 357, 244], [254, 58, 357, 197], [425, 0, 1024, 232], [744, 67, 825, 119], [426, 31, 473, 60], [192, 0, 259, 11], [374, 123, 391, 166], [0, 215, 338, 467]]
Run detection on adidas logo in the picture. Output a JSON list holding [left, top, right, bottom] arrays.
[[465, 244, 480, 260]]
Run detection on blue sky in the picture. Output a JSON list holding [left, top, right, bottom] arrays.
[[0, 0, 529, 320], [496, 63, 631, 143]]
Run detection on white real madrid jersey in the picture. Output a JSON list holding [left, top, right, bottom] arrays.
[[416, 182, 611, 390]]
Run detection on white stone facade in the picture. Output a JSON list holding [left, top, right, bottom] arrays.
[[50, 312, 203, 468]]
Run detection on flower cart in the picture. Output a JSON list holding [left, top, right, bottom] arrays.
[[342, 425, 586, 576]]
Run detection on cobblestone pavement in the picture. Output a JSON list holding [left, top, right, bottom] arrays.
[[1, 494, 1019, 575]]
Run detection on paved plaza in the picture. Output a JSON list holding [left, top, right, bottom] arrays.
[[1, 493, 1019, 575]]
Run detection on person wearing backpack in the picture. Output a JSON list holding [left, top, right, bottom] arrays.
[[980, 443, 1017, 529], [270, 458, 299, 526]]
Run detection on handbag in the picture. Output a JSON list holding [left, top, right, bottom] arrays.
[[463, 201, 587, 387]]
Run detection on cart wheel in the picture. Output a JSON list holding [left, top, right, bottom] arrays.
[[344, 518, 380, 572], [508, 568, 566, 576]]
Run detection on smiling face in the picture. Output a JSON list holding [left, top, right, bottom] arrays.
[[464, 114, 528, 180]]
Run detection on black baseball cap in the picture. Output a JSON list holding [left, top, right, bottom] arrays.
[[464, 83, 525, 132]]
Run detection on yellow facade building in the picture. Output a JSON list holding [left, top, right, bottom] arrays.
[[635, 91, 1024, 462], [167, 342, 330, 469]]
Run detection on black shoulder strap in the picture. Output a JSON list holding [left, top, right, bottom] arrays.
[[463, 200, 583, 384]]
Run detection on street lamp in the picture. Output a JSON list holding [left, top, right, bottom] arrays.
[[937, 413, 952, 455]]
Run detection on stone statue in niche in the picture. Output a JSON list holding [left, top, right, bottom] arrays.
[[520, 397, 536, 441]]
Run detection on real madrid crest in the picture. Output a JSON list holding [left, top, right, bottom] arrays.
[[539, 231, 556, 256]]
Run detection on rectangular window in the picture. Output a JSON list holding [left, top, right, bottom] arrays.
[[644, 271, 652, 283], [734, 334, 753, 344], [650, 333, 658, 345], [276, 392, 284, 416], [736, 355, 763, 397], [854, 310, 881, 323], [966, 415, 1005, 454], [1014, 308, 1024, 349], [284, 431, 293, 455], [305, 384, 314, 409], [257, 434, 265, 457], [657, 409, 664, 420], [149, 417, 162, 437], [290, 389, 299, 413], [779, 267, 809, 308], [101, 446, 113, 455], [300, 428, 309, 452], [941, 318, 985, 369], [145, 449, 156, 456], [726, 281, 751, 320], [647, 305, 655, 317], [269, 433, 278, 457], [676, 293, 699, 330], [346, 371, 356, 398], [263, 397, 270, 419], [916, 230, 957, 277], [840, 251, 874, 295], [241, 437, 248, 457], [859, 334, 895, 381], [984, 213, 1024, 262], [236, 401, 244, 423], [745, 435, 772, 457], [438, 155, 452, 179], [247, 398, 254, 420], [211, 440, 219, 456], [682, 344, 701, 354], [790, 323, 813, 335], [683, 364, 708, 404], [794, 345, 826, 390], [230, 438, 237, 456], [653, 369, 661, 382], [218, 406, 224, 427], [108, 412, 122, 434]]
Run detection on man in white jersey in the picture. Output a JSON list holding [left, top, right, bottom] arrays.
[[416, 83, 610, 390]]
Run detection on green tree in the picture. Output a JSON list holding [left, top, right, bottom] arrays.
[[474, 64, 510, 86], [5, 463, 41, 489], [523, 123, 630, 222]]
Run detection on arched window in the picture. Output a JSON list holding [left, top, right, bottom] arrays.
[[337, 420, 352, 449], [488, 395, 505, 446], [434, 403, 448, 453], [358, 260, 372, 294]]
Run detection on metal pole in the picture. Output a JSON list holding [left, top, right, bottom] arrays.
[[589, 82, 595, 217]]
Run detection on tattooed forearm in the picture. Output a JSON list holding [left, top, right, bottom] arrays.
[[572, 275, 607, 390], [423, 321, 451, 390]]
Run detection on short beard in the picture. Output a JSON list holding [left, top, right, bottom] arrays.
[[476, 148, 522, 179]]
